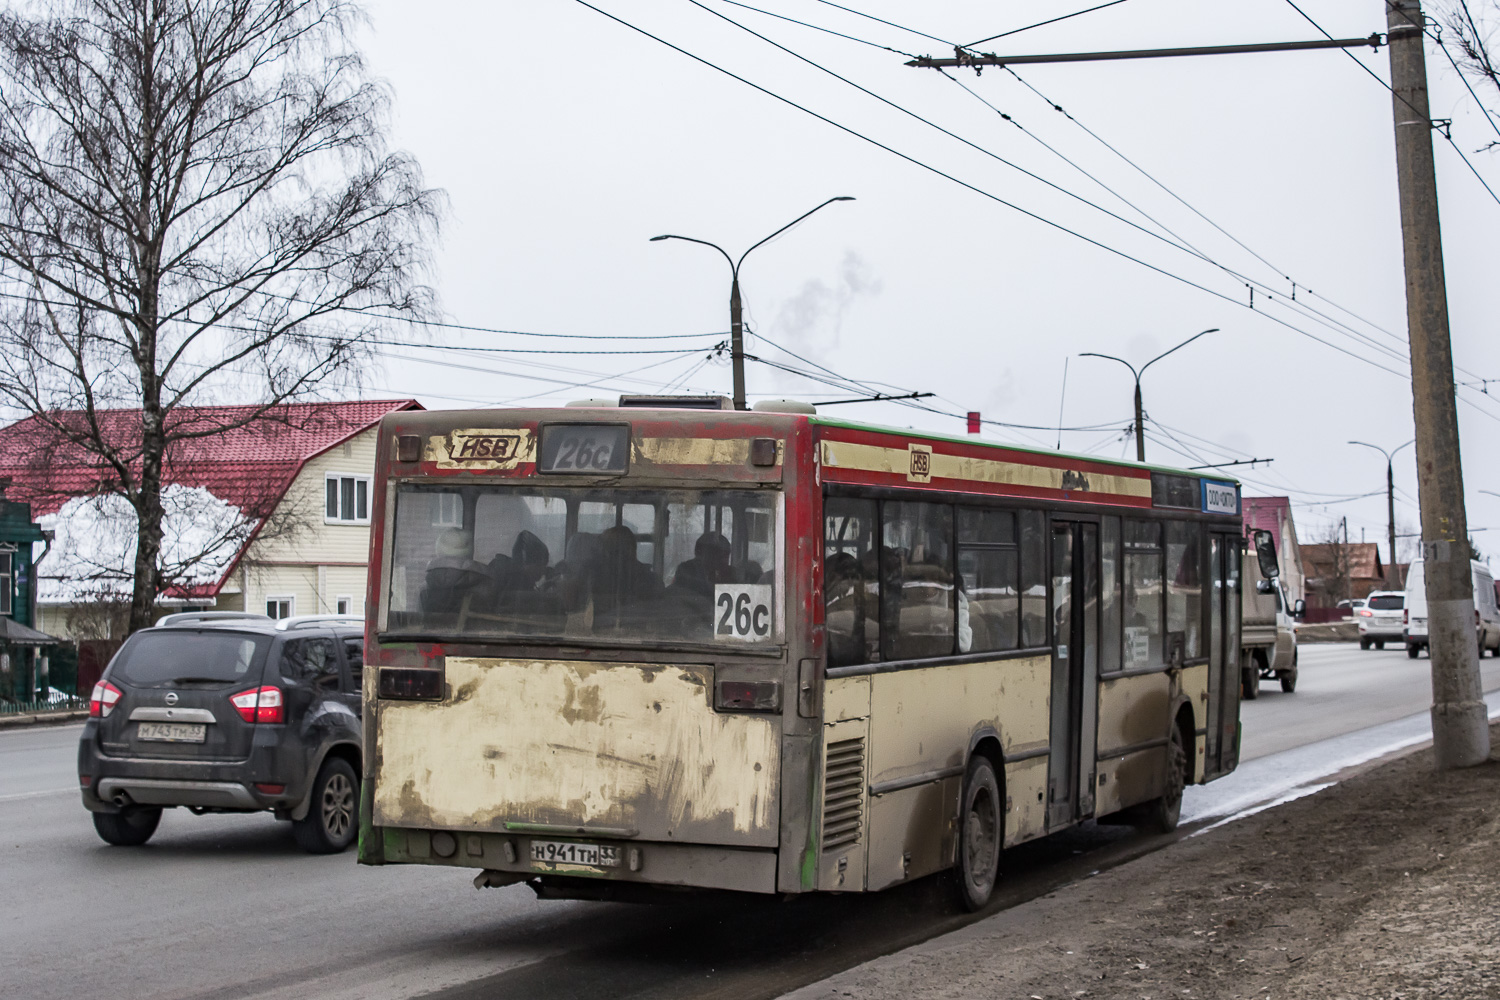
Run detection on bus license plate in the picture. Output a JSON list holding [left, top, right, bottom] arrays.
[[137, 722, 206, 743], [529, 840, 620, 868]]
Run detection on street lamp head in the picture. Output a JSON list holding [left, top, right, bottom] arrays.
[[832, 196, 856, 202], [649, 235, 672, 242]]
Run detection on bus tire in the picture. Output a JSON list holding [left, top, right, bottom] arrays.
[[950, 755, 1002, 912], [1141, 725, 1186, 834]]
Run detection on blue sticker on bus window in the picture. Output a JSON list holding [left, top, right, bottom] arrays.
[[1202, 479, 1239, 515]]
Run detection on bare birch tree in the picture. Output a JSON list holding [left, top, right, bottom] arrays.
[[0, 0, 440, 633], [1440, 1, 1500, 150]]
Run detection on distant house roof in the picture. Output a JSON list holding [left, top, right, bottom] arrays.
[[1303, 542, 1386, 583], [0, 399, 420, 518], [0, 616, 60, 646], [0, 399, 421, 601]]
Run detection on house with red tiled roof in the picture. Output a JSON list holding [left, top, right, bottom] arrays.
[[0, 399, 421, 647], [1241, 496, 1305, 606]]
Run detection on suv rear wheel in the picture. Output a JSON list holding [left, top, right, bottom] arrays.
[[93, 806, 162, 846], [293, 758, 359, 854]]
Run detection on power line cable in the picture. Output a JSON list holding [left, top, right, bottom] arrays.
[[805, 0, 953, 46], [714, 0, 919, 57], [1284, 0, 1500, 210], [964, 0, 1132, 50], [630, 1, 1422, 383], [689, 3, 1472, 390]]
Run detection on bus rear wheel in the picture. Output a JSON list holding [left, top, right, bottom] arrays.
[[951, 755, 1001, 912], [1140, 725, 1186, 834]]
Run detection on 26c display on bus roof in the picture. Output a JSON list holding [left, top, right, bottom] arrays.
[[537, 423, 630, 474]]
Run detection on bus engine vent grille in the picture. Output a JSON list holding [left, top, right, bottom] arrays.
[[822, 736, 865, 852]]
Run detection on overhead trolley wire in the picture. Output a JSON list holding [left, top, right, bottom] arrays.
[[805, 0, 953, 47], [659, 1, 1427, 382], [1283, 0, 1500, 210], [695, 3, 1427, 381], [963, 0, 1133, 50]]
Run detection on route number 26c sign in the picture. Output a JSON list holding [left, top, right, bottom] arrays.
[[714, 584, 773, 641]]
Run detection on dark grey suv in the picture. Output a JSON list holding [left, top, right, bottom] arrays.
[[78, 612, 364, 853]]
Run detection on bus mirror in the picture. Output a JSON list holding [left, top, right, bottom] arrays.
[[1252, 529, 1280, 580], [1256, 579, 1275, 595], [1293, 598, 1306, 617]]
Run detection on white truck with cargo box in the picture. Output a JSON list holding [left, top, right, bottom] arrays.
[[1241, 529, 1302, 698]]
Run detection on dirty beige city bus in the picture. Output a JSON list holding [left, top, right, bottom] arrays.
[[357, 401, 1245, 909]]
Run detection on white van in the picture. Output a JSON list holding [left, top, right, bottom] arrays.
[[1403, 558, 1500, 658]]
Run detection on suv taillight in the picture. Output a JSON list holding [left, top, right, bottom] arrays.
[[89, 680, 122, 718], [230, 686, 284, 724], [1404, 609, 1409, 624]]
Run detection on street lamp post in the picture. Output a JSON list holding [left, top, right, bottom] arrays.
[[651, 196, 855, 410], [1349, 439, 1415, 589], [1080, 328, 1219, 462]]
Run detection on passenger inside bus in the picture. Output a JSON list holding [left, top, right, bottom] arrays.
[[488, 530, 552, 595], [590, 525, 663, 629], [670, 532, 734, 598], [421, 529, 494, 613]]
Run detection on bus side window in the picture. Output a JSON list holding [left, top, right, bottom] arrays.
[[881, 502, 955, 662], [824, 498, 880, 667], [1019, 510, 1048, 648], [957, 508, 1019, 652], [1124, 520, 1165, 670], [1166, 521, 1203, 659]]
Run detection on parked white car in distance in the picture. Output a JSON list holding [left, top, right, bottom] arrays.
[[1358, 591, 1405, 650]]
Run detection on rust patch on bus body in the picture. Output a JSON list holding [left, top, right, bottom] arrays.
[[374, 657, 780, 846]]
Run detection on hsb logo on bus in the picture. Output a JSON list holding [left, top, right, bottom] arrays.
[[447, 433, 521, 461], [908, 444, 932, 482]]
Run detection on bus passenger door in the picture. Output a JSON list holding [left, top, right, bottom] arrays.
[[1204, 534, 1242, 777], [1048, 520, 1100, 829]]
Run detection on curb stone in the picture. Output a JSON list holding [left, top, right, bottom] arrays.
[[0, 709, 89, 729]]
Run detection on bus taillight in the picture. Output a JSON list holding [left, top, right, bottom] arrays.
[[715, 679, 781, 713], [378, 667, 444, 701]]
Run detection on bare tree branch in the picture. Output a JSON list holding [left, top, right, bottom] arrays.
[[0, 0, 441, 633]]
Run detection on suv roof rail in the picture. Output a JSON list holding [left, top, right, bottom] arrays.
[[273, 614, 365, 631], [156, 611, 274, 627]]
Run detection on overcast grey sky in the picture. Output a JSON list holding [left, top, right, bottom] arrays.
[[353, 0, 1499, 562]]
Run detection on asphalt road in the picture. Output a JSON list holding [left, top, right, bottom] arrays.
[[4, 642, 1497, 1000]]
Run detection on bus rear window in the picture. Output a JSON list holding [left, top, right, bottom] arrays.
[[384, 486, 781, 647]]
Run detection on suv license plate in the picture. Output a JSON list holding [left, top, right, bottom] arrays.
[[529, 840, 620, 868], [137, 722, 207, 743]]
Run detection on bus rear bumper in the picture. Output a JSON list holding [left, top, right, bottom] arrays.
[[379, 827, 780, 895]]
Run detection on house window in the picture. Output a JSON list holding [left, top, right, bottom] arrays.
[[325, 475, 370, 524], [0, 550, 12, 616], [266, 596, 294, 619], [433, 492, 463, 528], [335, 596, 353, 615]]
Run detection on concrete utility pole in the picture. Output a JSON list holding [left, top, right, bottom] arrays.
[[1081, 327, 1217, 463], [650, 197, 854, 410], [1349, 439, 1414, 589], [1387, 0, 1488, 768]]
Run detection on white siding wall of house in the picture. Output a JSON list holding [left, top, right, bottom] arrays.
[[241, 427, 380, 620]]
